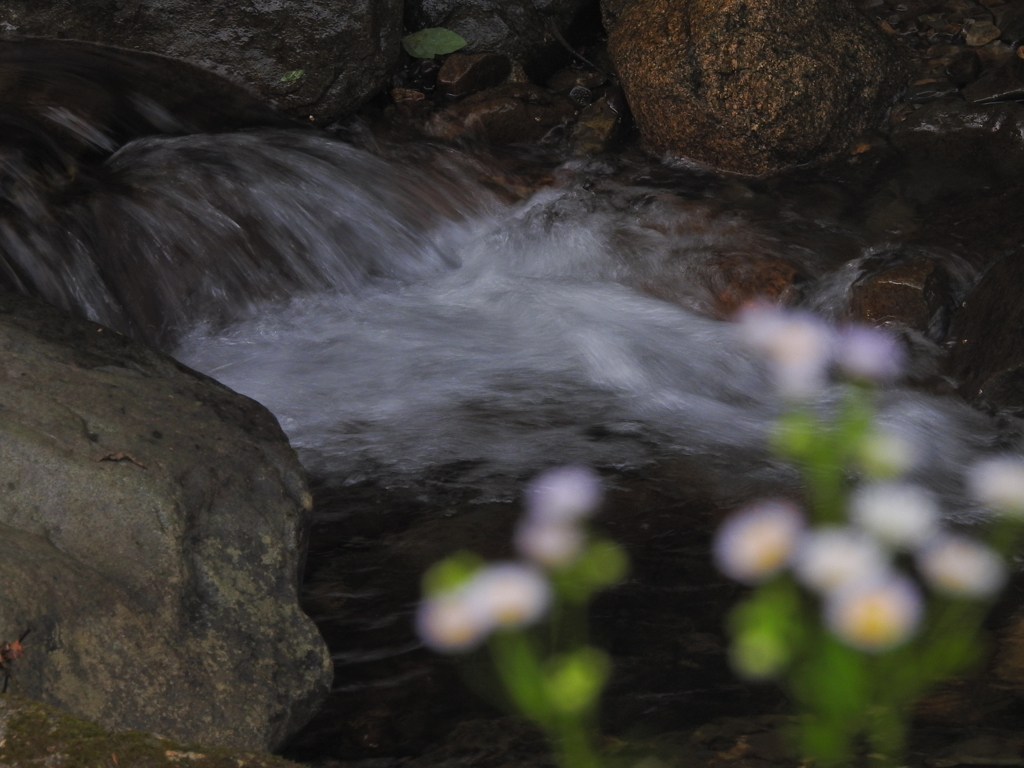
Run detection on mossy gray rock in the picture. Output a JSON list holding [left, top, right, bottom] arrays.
[[0, 291, 332, 750], [0, 0, 402, 124], [0, 693, 306, 768]]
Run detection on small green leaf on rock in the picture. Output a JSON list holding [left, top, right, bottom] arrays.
[[402, 28, 468, 59], [281, 70, 305, 83]]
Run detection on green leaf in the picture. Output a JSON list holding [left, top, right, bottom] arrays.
[[545, 647, 610, 715], [280, 69, 304, 83], [402, 27, 468, 59], [553, 538, 628, 603], [728, 578, 805, 679]]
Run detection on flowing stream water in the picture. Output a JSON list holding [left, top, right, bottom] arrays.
[[4, 117, 1023, 762]]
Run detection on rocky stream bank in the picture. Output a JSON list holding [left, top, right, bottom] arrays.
[[4, 0, 1024, 765]]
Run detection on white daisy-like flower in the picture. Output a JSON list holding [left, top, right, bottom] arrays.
[[792, 526, 889, 594], [850, 482, 939, 549], [713, 500, 805, 585], [824, 572, 923, 652], [416, 591, 492, 654], [464, 563, 552, 629], [515, 519, 586, 568], [916, 533, 1006, 599], [737, 304, 835, 399], [525, 465, 603, 525], [968, 457, 1024, 515], [836, 324, 904, 382]]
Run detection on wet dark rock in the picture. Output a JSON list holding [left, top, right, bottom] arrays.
[[599, 0, 633, 31], [962, 52, 1024, 100], [946, 49, 983, 82], [862, 179, 920, 237], [391, 87, 432, 117], [546, 67, 608, 95], [0, 0, 402, 124], [964, 17, 1003, 44], [607, 0, 909, 175], [906, 78, 961, 101], [0, 292, 332, 749], [947, 250, 1024, 409], [889, 100, 1024, 204], [407, 57, 442, 94], [424, 83, 577, 144], [570, 96, 621, 155], [994, 0, 1024, 43], [436, 52, 512, 99], [849, 254, 956, 337], [703, 253, 805, 318], [404, 0, 591, 77], [0, 38, 297, 167]]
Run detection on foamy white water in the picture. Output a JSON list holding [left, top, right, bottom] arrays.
[[170, 151, 1015, 510]]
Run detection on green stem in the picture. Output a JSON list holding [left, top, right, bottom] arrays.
[[866, 704, 907, 768], [489, 630, 554, 727], [553, 716, 604, 768]]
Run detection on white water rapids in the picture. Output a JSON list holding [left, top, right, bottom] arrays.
[[134, 133, 1012, 511]]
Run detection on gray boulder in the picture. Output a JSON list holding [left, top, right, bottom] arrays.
[[0, 0, 402, 124], [607, 0, 908, 175], [0, 290, 332, 750]]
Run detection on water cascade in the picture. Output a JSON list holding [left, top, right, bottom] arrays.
[[4, 46, 1024, 761]]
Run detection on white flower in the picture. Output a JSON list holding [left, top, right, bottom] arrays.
[[416, 591, 492, 653], [916, 533, 1006, 599], [464, 563, 552, 629], [526, 466, 603, 524], [515, 519, 586, 568], [737, 304, 835, 399], [858, 430, 918, 479], [968, 457, 1024, 515], [792, 526, 889, 594], [825, 572, 923, 652], [850, 482, 939, 549], [837, 325, 904, 382], [713, 500, 805, 584]]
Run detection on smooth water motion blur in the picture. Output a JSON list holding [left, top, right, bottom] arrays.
[[0, 40, 1015, 508]]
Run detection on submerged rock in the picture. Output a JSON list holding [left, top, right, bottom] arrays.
[[849, 254, 957, 337], [947, 250, 1024, 412], [0, 291, 332, 749], [889, 100, 1024, 204], [607, 0, 908, 175], [0, 0, 402, 123], [425, 82, 577, 143]]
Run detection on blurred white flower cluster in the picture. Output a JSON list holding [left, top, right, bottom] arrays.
[[737, 303, 904, 399], [719, 306, 1024, 662], [417, 466, 611, 653], [715, 463, 1018, 659]]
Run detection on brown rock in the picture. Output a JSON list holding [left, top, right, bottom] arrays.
[[546, 68, 608, 94], [570, 97, 621, 155], [849, 255, 954, 335], [607, 0, 908, 175], [707, 253, 805, 317], [947, 250, 1024, 409], [391, 87, 431, 115], [436, 53, 512, 99], [424, 84, 576, 144]]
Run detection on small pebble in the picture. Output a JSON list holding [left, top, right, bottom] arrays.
[[965, 18, 1002, 44]]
